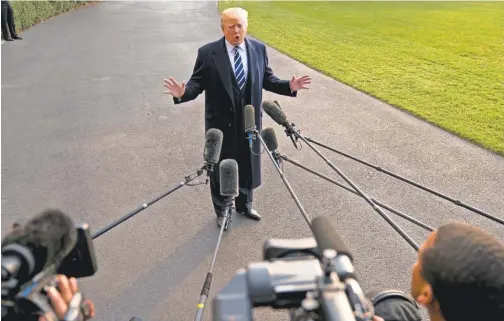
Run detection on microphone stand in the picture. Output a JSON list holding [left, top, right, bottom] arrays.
[[303, 136, 504, 226], [285, 125, 419, 251], [92, 166, 206, 239], [194, 196, 233, 321], [254, 129, 312, 227], [276, 153, 434, 232]]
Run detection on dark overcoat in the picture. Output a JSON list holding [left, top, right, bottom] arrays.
[[174, 36, 296, 189]]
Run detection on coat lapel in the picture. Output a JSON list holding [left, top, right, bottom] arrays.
[[245, 37, 258, 94], [213, 37, 235, 108]]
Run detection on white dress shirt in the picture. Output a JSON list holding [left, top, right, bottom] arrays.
[[225, 39, 248, 77]]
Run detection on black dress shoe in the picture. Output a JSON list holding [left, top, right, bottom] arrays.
[[12, 35, 22, 40], [238, 206, 261, 221], [4, 38, 13, 41]]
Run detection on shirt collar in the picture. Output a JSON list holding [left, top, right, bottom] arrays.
[[225, 39, 246, 53]]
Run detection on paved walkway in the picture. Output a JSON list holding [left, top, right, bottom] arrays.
[[2, 2, 503, 321]]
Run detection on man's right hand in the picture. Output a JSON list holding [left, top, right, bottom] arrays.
[[164, 77, 186, 98]]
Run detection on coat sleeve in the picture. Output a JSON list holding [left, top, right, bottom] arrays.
[[173, 48, 206, 104], [262, 46, 297, 97]]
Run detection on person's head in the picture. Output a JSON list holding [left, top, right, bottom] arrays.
[[221, 7, 248, 46], [411, 222, 504, 321]]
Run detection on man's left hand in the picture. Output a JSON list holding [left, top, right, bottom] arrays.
[[289, 74, 312, 91]]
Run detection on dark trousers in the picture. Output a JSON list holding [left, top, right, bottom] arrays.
[[210, 139, 253, 216], [1, 1, 17, 40]]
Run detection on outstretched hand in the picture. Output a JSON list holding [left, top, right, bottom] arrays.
[[289, 74, 312, 91], [164, 77, 186, 98]]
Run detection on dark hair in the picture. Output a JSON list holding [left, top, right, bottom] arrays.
[[421, 222, 504, 321]]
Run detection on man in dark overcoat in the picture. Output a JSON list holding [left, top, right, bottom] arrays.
[[164, 7, 311, 227]]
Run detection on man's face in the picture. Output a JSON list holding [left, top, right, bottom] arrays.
[[411, 231, 437, 304], [221, 14, 247, 46]]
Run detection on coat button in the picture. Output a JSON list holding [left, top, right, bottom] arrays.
[[228, 123, 232, 127], [229, 108, 233, 112]]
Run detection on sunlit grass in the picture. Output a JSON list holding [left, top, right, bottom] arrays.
[[220, 1, 504, 155]]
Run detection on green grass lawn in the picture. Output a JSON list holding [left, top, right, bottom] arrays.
[[11, 0, 94, 33], [219, 1, 504, 155]]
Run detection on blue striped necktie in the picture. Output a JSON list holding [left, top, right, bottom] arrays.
[[233, 46, 245, 91]]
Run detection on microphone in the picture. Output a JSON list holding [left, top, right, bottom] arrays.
[[311, 216, 352, 260], [261, 127, 278, 151], [244, 105, 256, 149], [260, 127, 281, 166], [203, 128, 224, 184], [220, 159, 239, 197], [311, 216, 373, 320], [262, 101, 300, 149], [262, 101, 289, 127], [2, 209, 77, 284], [1, 210, 81, 320], [194, 159, 239, 321], [219, 159, 238, 230]]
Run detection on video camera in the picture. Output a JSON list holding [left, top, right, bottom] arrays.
[[212, 215, 374, 321], [1, 210, 98, 321]]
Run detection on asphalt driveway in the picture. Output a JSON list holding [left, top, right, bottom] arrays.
[[2, 2, 503, 321]]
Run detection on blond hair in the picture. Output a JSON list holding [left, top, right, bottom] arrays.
[[221, 7, 248, 27]]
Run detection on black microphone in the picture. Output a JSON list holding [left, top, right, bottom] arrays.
[[219, 158, 238, 229], [203, 128, 224, 184], [220, 159, 239, 199], [311, 216, 352, 263], [244, 105, 256, 149], [260, 127, 281, 166], [261, 127, 278, 151], [2, 209, 77, 283], [262, 101, 301, 149], [262, 101, 289, 127], [311, 216, 373, 320], [1, 210, 79, 320], [194, 159, 239, 321], [311, 215, 355, 282]]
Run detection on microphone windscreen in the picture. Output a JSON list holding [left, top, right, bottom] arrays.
[[244, 105, 255, 133], [219, 159, 239, 197], [261, 127, 278, 151], [203, 128, 223, 164], [311, 216, 353, 261], [2, 209, 77, 275], [262, 101, 288, 126]]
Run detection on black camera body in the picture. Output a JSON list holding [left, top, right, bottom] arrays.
[[1, 222, 98, 321], [56, 222, 98, 278], [212, 236, 372, 321]]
